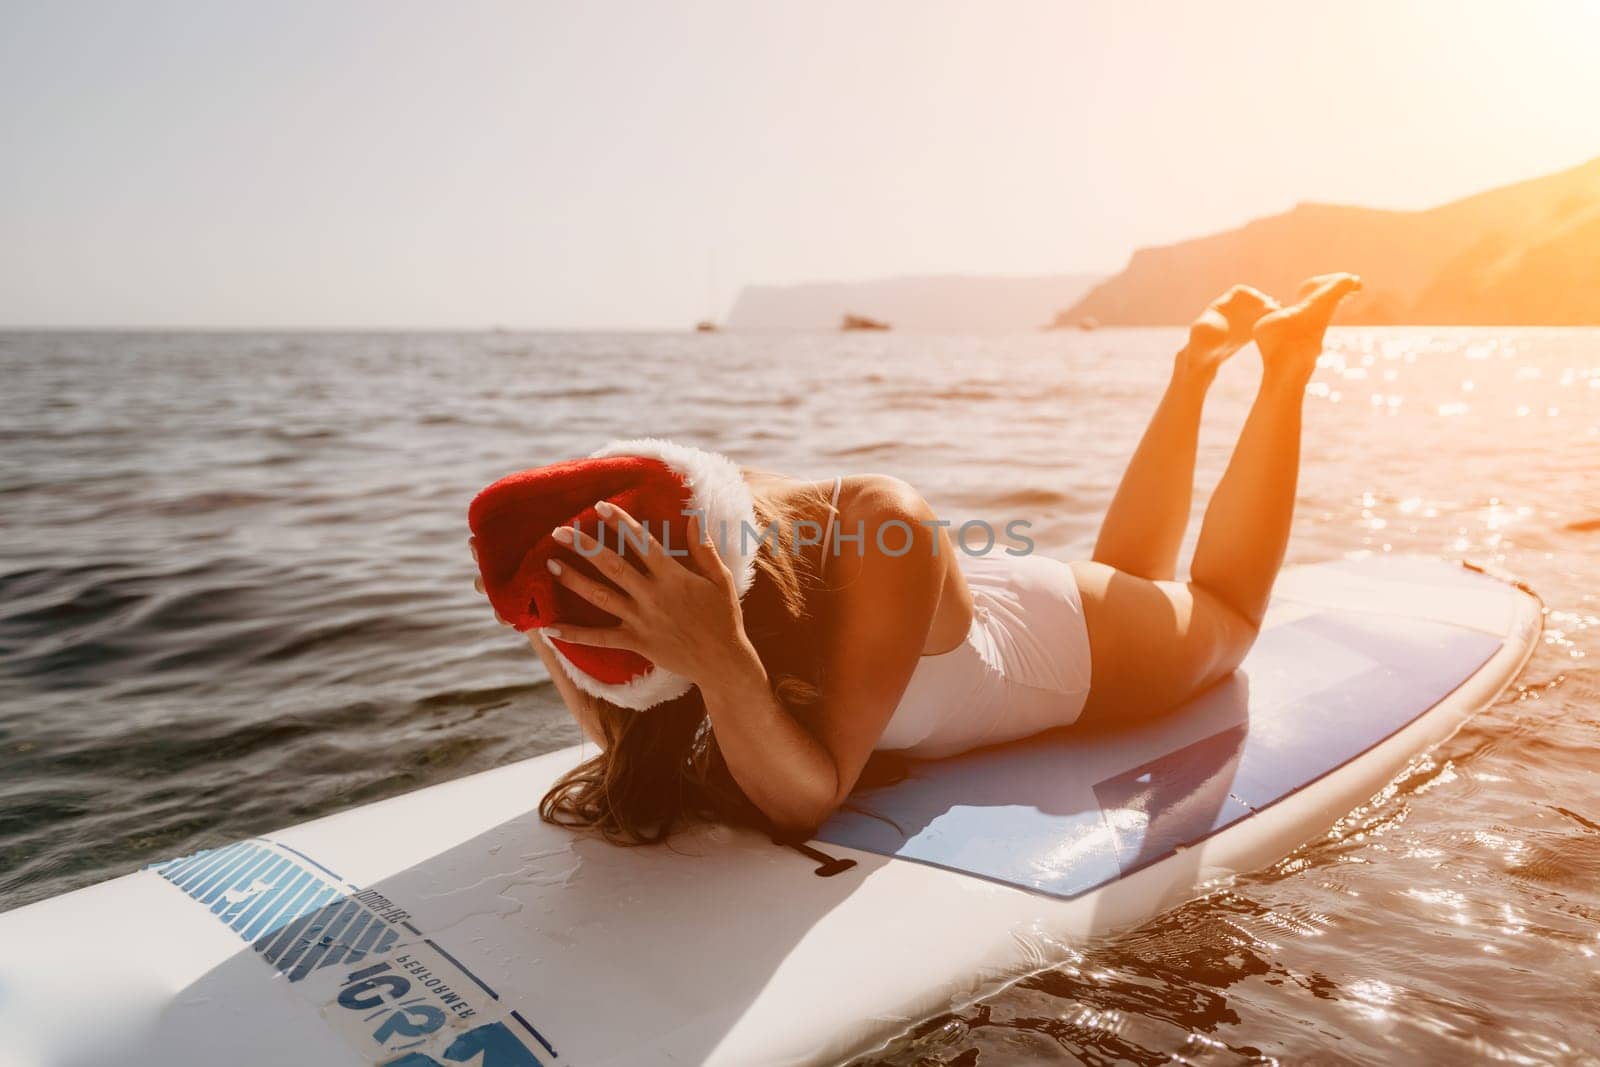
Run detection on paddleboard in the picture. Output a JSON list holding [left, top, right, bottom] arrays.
[[0, 556, 1541, 1066]]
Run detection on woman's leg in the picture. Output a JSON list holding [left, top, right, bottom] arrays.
[[1073, 274, 1361, 725], [1092, 286, 1276, 581], [1188, 274, 1361, 626]]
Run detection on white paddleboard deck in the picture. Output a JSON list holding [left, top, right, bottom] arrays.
[[0, 556, 1541, 1067]]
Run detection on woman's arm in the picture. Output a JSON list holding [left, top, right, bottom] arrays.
[[784, 478, 947, 821], [543, 484, 947, 834], [694, 641, 841, 833], [697, 482, 944, 829]]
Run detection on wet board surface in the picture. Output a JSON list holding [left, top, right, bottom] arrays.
[[0, 556, 1541, 1067]]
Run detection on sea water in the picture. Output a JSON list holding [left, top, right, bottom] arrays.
[[1, 328, 1596, 1062]]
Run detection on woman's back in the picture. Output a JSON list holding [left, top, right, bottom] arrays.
[[812, 476, 1092, 759]]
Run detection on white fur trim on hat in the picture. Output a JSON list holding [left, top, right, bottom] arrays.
[[542, 437, 759, 711], [540, 626, 696, 711]]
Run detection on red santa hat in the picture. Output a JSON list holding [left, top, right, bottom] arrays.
[[467, 438, 758, 711]]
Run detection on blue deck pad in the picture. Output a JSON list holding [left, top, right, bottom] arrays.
[[1222, 612, 1501, 808], [818, 607, 1505, 900]]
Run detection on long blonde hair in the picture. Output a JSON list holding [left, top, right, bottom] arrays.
[[538, 477, 833, 843]]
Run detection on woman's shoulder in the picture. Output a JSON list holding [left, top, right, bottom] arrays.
[[742, 470, 933, 526], [836, 473, 938, 528], [827, 474, 948, 592], [822, 474, 966, 656]]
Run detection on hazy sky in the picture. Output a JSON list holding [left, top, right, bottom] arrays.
[[3, 1, 1599, 328]]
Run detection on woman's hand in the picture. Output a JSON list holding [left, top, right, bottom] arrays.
[[543, 501, 759, 688]]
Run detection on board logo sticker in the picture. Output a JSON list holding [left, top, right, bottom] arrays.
[[153, 838, 561, 1065]]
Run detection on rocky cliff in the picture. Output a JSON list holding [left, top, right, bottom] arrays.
[[1055, 156, 1600, 326]]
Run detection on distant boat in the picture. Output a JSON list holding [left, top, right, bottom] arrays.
[[1076, 316, 1099, 332], [694, 320, 720, 333], [841, 313, 891, 331]]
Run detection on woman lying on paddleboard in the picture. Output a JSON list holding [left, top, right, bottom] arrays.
[[468, 273, 1361, 840]]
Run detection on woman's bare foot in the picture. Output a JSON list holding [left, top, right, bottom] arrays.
[[1252, 273, 1362, 386], [1178, 285, 1280, 379]]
